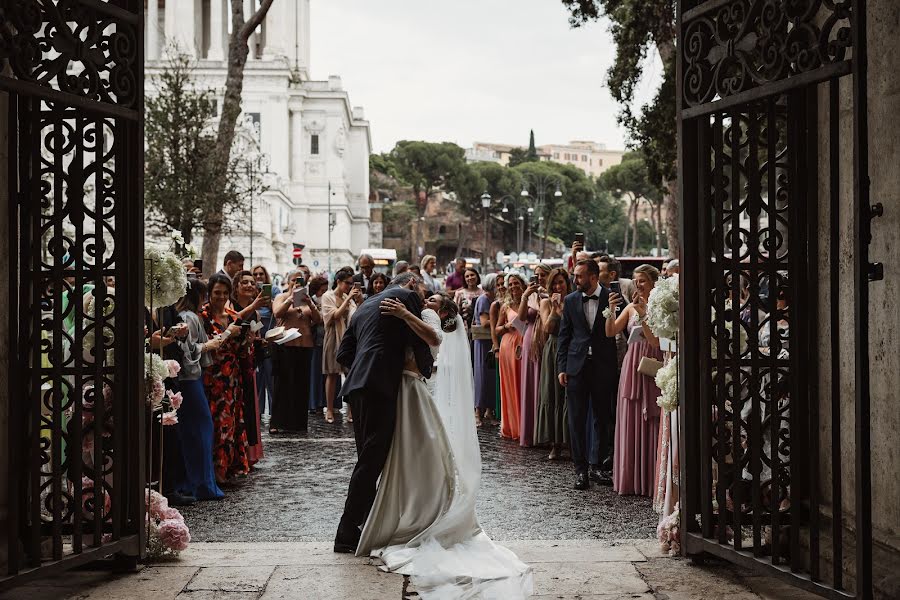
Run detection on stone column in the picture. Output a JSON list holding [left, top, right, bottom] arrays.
[[208, 0, 225, 60], [147, 0, 159, 60], [164, 0, 196, 57], [289, 99, 304, 181]]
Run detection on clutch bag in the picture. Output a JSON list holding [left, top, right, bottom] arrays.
[[637, 356, 663, 378]]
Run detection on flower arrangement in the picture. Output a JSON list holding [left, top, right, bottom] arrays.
[[655, 356, 679, 413], [144, 247, 188, 308], [146, 489, 191, 558], [646, 274, 679, 340], [657, 502, 680, 556], [602, 307, 612, 319], [710, 306, 749, 359], [144, 353, 181, 426], [82, 476, 112, 521], [168, 228, 198, 260]]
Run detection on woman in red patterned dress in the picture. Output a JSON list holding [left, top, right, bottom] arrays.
[[200, 273, 250, 484]]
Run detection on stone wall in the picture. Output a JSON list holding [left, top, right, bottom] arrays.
[[814, 1, 900, 593]]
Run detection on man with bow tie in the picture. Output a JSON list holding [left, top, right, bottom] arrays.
[[557, 259, 619, 490]]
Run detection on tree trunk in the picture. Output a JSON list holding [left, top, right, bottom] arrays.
[[621, 197, 631, 256], [201, 0, 275, 271], [654, 201, 663, 257], [629, 200, 639, 256], [663, 178, 678, 258]]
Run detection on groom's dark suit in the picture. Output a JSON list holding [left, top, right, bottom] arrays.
[[556, 286, 618, 476], [335, 284, 433, 551]]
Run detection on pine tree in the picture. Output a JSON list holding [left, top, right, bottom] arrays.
[[527, 130, 538, 161]]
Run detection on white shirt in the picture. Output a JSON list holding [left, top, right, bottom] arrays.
[[582, 285, 601, 331]]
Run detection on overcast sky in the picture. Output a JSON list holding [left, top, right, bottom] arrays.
[[310, 0, 661, 153]]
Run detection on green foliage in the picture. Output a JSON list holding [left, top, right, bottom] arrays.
[[527, 130, 538, 161], [560, 0, 676, 184], [144, 54, 241, 243], [388, 141, 486, 215], [597, 151, 660, 202]]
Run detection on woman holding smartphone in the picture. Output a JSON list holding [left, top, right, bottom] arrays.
[[231, 271, 268, 466], [271, 270, 321, 433], [321, 268, 362, 423]]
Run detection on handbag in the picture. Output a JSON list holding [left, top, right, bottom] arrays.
[[637, 356, 663, 378]]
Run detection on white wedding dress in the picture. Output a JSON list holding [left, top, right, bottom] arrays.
[[357, 311, 533, 599]]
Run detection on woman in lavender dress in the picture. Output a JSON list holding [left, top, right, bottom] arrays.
[[515, 263, 550, 447], [473, 274, 498, 427], [605, 264, 664, 497]]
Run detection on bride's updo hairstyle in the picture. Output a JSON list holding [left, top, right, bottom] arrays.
[[432, 293, 459, 332]]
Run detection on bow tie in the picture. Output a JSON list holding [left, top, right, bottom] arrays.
[[582, 294, 599, 303]]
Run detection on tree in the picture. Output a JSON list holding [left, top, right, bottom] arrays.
[[561, 0, 678, 256], [527, 129, 538, 161], [145, 53, 241, 245], [201, 0, 275, 272], [597, 151, 664, 256]]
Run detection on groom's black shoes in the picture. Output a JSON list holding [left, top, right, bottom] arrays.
[[574, 472, 590, 490], [334, 521, 361, 554]]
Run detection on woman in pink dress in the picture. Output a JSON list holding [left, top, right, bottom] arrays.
[[515, 264, 550, 447], [496, 273, 526, 440], [605, 264, 664, 496]]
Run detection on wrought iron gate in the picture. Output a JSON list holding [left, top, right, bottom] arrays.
[[677, 1, 875, 598], [1, 0, 146, 588]]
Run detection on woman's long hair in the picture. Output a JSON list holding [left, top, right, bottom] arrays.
[[533, 268, 572, 355], [503, 272, 527, 309], [230, 270, 255, 307], [176, 278, 208, 314], [432, 292, 460, 332], [251, 264, 272, 284], [331, 267, 354, 290]]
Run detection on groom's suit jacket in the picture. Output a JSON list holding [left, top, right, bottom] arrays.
[[337, 285, 433, 403], [556, 287, 618, 383]]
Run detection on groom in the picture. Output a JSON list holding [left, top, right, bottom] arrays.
[[334, 272, 434, 553], [557, 259, 618, 490]]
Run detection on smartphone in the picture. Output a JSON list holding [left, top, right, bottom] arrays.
[[352, 282, 362, 290], [261, 283, 272, 298], [193, 259, 203, 273], [574, 232, 585, 246], [293, 287, 308, 306], [610, 281, 621, 295], [529, 276, 538, 285]]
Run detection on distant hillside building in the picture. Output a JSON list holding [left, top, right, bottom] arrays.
[[467, 140, 624, 179]]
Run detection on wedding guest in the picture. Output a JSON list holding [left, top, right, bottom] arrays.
[[557, 260, 618, 490], [200, 274, 250, 484], [252, 264, 280, 416], [175, 280, 225, 501], [231, 270, 268, 466], [666, 259, 680, 276], [496, 272, 525, 440], [516, 263, 551, 447], [535, 268, 571, 459], [473, 273, 498, 426], [453, 267, 483, 330], [445, 257, 467, 292], [393, 261, 410, 277], [489, 273, 507, 420], [218, 250, 244, 280], [308, 276, 329, 413], [420, 255, 439, 293], [352, 253, 375, 296], [271, 270, 321, 433], [366, 272, 389, 298], [606, 264, 664, 497], [322, 268, 363, 423]]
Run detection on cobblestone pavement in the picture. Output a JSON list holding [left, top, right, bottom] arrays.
[[179, 410, 658, 542]]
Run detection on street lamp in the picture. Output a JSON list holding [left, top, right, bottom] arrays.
[[520, 174, 563, 258], [480, 191, 492, 268]]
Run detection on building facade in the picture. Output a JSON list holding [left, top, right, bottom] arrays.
[[145, 0, 372, 276], [467, 140, 624, 179]]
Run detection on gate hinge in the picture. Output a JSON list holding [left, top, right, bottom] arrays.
[[867, 203, 884, 281]]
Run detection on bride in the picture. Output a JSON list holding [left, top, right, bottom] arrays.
[[358, 292, 533, 599]]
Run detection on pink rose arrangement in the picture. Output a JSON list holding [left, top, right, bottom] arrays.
[[82, 476, 111, 520], [657, 502, 680, 556], [165, 360, 181, 378], [146, 489, 191, 558]]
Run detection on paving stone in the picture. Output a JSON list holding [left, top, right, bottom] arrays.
[[531, 595, 656, 600], [77, 566, 198, 599], [260, 564, 404, 600], [501, 539, 646, 563], [175, 592, 259, 600], [635, 557, 760, 600], [531, 561, 650, 596], [742, 575, 826, 600], [164, 542, 369, 567], [178, 418, 658, 543], [184, 565, 275, 593]]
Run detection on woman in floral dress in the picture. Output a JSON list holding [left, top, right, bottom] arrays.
[[200, 273, 250, 484]]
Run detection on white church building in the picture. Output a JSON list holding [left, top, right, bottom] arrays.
[[145, 0, 373, 276]]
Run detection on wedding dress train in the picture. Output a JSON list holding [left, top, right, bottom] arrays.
[[358, 313, 533, 599]]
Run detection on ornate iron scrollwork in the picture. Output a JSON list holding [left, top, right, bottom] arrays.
[[0, 0, 139, 108], [683, 0, 852, 107]]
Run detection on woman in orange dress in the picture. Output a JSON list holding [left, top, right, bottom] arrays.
[[496, 273, 526, 440]]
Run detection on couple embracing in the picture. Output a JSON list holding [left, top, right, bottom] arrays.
[[334, 272, 532, 599]]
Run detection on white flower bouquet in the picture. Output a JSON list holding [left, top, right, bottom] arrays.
[[646, 274, 679, 340], [145, 247, 187, 308], [168, 228, 197, 259], [655, 356, 679, 413]]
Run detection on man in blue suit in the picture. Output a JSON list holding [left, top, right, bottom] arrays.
[[557, 259, 619, 490]]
